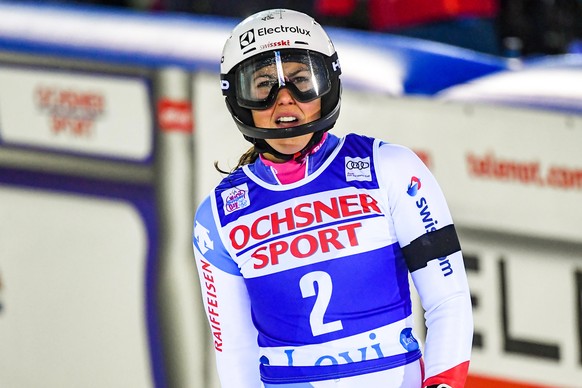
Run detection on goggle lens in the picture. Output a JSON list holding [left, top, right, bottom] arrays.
[[236, 50, 330, 110]]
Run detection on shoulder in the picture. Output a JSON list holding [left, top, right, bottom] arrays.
[[195, 167, 248, 221], [343, 132, 376, 145], [377, 142, 421, 163], [373, 142, 433, 195], [337, 133, 379, 157], [338, 134, 424, 172], [376, 142, 429, 176], [342, 134, 417, 160], [208, 167, 257, 209], [214, 167, 249, 193]]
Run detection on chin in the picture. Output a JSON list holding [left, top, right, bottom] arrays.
[[278, 148, 303, 156], [267, 137, 311, 155]]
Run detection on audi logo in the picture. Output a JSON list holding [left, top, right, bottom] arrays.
[[345, 161, 370, 170]]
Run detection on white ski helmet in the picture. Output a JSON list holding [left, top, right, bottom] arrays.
[[220, 9, 342, 145]]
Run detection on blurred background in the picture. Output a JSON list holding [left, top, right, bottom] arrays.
[[0, 1, 581, 387]]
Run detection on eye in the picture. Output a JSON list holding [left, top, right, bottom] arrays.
[[256, 78, 277, 89], [292, 76, 310, 85], [253, 76, 277, 99], [290, 72, 314, 92]]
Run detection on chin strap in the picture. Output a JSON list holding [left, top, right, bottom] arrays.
[[254, 130, 325, 162]]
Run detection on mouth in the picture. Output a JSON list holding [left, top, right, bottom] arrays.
[[275, 116, 299, 125]]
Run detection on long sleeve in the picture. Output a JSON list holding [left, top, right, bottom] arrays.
[[193, 196, 262, 388], [411, 250, 472, 387], [377, 143, 473, 387]]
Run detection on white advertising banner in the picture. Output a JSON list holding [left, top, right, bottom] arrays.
[[0, 66, 152, 161]]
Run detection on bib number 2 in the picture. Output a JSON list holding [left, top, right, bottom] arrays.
[[299, 271, 343, 336]]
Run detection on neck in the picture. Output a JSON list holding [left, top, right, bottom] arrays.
[[259, 132, 328, 184]]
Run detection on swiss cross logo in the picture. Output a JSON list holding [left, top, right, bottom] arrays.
[[157, 98, 193, 133]]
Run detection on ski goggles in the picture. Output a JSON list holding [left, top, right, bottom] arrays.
[[234, 50, 332, 110]]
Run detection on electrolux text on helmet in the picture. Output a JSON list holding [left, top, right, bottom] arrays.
[[257, 26, 311, 37]]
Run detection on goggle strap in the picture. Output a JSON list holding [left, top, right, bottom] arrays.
[[221, 73, 235, 97]]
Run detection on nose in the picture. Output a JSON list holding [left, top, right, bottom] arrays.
[[275, 87, 295, 105]]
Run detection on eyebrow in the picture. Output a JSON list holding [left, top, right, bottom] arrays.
[[252, 64, 309, 82], [286, 66, 308, 78], [253, 71, 276, 82]]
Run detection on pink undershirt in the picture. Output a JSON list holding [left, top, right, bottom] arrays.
[[259, 133, 328, 185]]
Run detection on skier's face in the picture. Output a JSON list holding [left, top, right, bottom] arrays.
[[251, 62, 322, 161]]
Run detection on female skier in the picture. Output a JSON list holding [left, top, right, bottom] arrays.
[[193, 8, 473, 388]]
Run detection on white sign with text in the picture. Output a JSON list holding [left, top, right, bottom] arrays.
[[0, 66, 152, 161]]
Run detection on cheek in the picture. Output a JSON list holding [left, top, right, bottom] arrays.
[[301, 98, 322, 116], [251, 110, 271, 127], [303, 103, 321, 121], [306, 108, 321, 121]]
